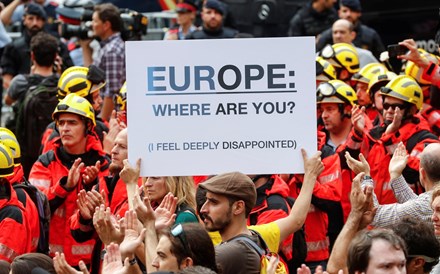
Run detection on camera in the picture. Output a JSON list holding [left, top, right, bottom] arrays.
[[56, 2, 148, 41]]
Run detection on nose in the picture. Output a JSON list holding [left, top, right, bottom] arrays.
[[200, 200, 208, 213], [151, 256, 159, 268], [145, 178, 153, 187]]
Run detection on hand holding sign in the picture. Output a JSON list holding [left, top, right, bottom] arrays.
[[120, 158, 141, 210]]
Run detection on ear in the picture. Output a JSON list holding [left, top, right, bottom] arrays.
[[103, 20, 112, 31], [233, 200, 245, 216], [350, 31, 356, 40], [407, 257, 425, 272], [179, 257, 194, 269], [339, 69, 350, 81]]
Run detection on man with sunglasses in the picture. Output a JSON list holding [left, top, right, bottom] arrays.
[[366, 75, 439, 205]]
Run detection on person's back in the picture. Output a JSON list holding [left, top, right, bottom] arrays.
[[288, 0, 337, 37]]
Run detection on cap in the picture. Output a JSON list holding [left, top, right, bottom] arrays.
[[340, 0, 361, 12], [25, 3, 47, 20], [198, 172, 256, 214], [176, 0, 197, 13], [204, 0, 225, 16]]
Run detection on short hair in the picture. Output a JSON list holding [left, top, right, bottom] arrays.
[[347, 229, 407, 274], [178, 265, 218, 274], [392, 217, 440, 273], [30, 32, 58, 67], [161, 223, 218, 273], [0, 260, 10, 274], [94, 3, 123, 32], [420, 145, 440, 182], [10, 253, 55, 274]]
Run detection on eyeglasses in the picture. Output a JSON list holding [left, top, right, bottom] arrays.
[[171, 224, 191, 256]]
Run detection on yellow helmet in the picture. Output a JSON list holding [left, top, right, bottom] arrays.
[[53, 93, 96, 126], [116, 82, 127, 111], [352, 63, 388, 84], [380, 75, 423, 110], [368, 71, 397, 96], [0, 128, 21, 167], [0, 143, 14, 178], [317, 79, 358, 106], [404, 50, 440, 85], [320, 43, 360, 74], [316, 57, 337, 81], [57, 66, 106, 100]]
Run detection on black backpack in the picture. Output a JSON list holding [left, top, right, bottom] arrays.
[[15, 75, 59, 177], [249, 194, 307, 272], [13, 178, 51, 254]]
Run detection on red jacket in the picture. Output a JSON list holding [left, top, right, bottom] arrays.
[[9, 165, 40, 252], [70, 176, 142, 274], [248, 175, 293, 261], [0, 182, 32, 262], [288, 153, 342, 263], [367, 114, 439, 204], [421, 104, 440, 136], [29, 135, 110, 266]]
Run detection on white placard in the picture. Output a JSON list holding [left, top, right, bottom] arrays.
[[126, 37, 316, 176]]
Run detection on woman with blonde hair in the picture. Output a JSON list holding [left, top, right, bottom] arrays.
[[145, 176, 198, 223]]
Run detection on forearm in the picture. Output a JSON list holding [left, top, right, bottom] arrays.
[[276, 173, 317, 241], [326, 211, 362, 274], [144, 221, 158, 274], [0, 0, 20, 25]]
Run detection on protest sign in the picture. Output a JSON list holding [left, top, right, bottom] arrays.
[[126, 37, 316, 176]]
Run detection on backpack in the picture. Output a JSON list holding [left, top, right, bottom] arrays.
[[13, 178, 51, 254], [249, 194, 307, 273], [232, 230, 288, 274], [15, 75, 59, 177], [5, 74, 45, 134]]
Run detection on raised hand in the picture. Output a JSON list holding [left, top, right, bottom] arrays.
[[302, 149, 324, 178], [119, 210, 146, 260], [53, 252, 89, 274], [120, 159, 141, 185], [389, 142, 408, 180], [93, 204, 125, 245], [385, 106, 403, 135], [102, 243, 130, 274], [82, 161, 101, 185], [351, 105, 366, 133], [66, 158, 84, 189], [154, 193, 177, 230], [345, 152, 370, 175]]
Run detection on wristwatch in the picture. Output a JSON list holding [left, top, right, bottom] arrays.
[[363, 175, 372, 180], [128, 257, 137, 265]]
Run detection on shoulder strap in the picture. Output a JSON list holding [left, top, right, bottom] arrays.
[[231, 235, 265, 256], [406, 129, 437, 153]]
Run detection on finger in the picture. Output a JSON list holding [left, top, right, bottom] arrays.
[[352, 172, 365, 191], [78, 260, 90, 274], [136, 158, 141, 170], [359, 153, 368, 165], [301, 148, 308, 161], [95, 160, 101, 170]]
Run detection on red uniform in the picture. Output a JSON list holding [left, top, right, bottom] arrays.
[[0, 182, 32, 262], [367, 114, 439, 204], [29, 135, 110, 266]]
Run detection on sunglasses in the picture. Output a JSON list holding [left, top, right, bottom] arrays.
[[382, 102, 408, 111], [171, 224, 191, 256]]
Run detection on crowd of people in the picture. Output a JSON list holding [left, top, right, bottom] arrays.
[[0, 0, 439, 273]]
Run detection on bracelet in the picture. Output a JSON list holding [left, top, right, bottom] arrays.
[[128, 257, 137, 266]]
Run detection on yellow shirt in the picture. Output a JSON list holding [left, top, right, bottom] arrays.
[[209, 222, 281, 252]]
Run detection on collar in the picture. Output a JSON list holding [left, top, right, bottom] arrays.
[[100, 32, 121, 47]]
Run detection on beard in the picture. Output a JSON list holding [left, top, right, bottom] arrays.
[[109, 163, 122, 175], [202, 210, 232, 232]]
